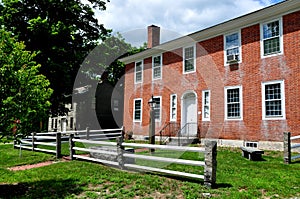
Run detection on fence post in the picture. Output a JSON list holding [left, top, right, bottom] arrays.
[[204, 140, 217, 188], [69, 134, 75, 160], [32, 132, 36, 151], [121, 126, 125, 139], [56, 132, 62, 159], [284, 132, 291, 164], [86, 127, 90, 140], [116, 136, 124, 169]]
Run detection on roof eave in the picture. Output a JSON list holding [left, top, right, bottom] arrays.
[[120, 0, 300, 64]]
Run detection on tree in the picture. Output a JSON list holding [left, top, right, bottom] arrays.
[[0, 29, 53, 142], [0, 0, 110, 116]]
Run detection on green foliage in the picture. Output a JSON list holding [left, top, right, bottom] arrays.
[[0, 29, 53, 142], [0, 0, 110, 116]]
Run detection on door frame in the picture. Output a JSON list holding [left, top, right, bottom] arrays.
[[181, 90, 198, 135]]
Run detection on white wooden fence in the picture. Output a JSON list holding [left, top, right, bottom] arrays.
[[14, 127, 124, 159], [69, 135, 217, 188], [284, 132, 300, 164]]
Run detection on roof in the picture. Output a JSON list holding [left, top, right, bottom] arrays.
[[119, 0, 300, 64]]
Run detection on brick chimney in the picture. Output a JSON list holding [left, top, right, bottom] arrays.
[[147, 25, 160, 48]]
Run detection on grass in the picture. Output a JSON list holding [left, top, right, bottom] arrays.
[[0, 143, 300, 198]]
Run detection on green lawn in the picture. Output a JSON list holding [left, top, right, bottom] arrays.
[[0, 143, 299, 198]]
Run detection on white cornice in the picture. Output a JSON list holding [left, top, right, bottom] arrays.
[[120, 0, 300, 64]]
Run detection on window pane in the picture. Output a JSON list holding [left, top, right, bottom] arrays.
[[185, 47, 194, 59], [227, 88, 240, 103], [136, 72, 142, 82], [153, 67, 161, 78], [153, 97, 161, 120], [264, 37, 280, 55], [263, 21, 279, 39], [153, 56, 161, 66], [136, 62, 142, 71], [227, 103, 240, 118], [265, 83, 281, 100], [226, 33, 239, 49], [184, 59, 194, 72], [134, 100, 141, 120], [266, 100, 282, 116]]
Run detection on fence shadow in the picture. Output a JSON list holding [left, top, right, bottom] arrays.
[[0, 179, 84, 198]]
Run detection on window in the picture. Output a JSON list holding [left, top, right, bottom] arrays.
[[262, 80, 285, 120], [202, 90, 210, 121], [70, 117, 74, 129], [170, 94, 177, 121], [261, 19, 283, 57], [183, 46, 195, 73], [152, 55, 162, 80], [135, 61, 143, 83], [224, 32, 241, 64], [134, 99, 142, 122], [153, 96, 161, 121], [51, 119, 54, 129], [225, 86, 243, 120]]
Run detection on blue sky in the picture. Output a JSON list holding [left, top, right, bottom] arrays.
[[95, 0, 285, 45]]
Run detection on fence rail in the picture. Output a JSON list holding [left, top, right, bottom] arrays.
[[14, 132, 62, 158], [14, 127, 123, 159], [283, 132, 300, 164], [70, 135, 217, 188]]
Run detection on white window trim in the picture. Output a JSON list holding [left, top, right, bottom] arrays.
[[170, 94, 177, 122], [183, 44, 196, 74], [260, 17, 284, 58], [133, 98, 143, 122], [153, 96, 162, 122], [262, 80, 286, 120], [224, 30, 242, 66], [134, 60, 143, 84], [202, 90, 210, 121], [224, 85, 243, 121], [152, 54, 162, 80]]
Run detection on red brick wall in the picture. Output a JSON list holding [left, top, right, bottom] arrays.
[[123, 10, 300, 142]]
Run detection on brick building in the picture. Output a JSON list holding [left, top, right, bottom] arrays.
[[120, 0, 300, 149]]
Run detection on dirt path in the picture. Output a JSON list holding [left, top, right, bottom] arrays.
[[8, 156, 72, 171]]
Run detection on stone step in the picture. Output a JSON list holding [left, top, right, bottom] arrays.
[[167, 137, 200, 146]]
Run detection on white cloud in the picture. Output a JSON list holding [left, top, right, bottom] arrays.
[[96, 0, 284, 45]]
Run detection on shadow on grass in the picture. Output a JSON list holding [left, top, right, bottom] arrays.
[[290, 160, 300, 164], [140, 172, 232, 189], [0, 179, 85, 198]]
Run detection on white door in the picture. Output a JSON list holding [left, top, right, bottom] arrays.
[[182, 92, 197, 137]]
